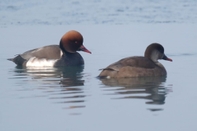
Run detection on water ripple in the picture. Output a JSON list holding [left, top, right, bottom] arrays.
[[1, 0, 197, 26], [168, 53, 197, 57], [8, 66, 90, 114], [99, 77, 172, 112]]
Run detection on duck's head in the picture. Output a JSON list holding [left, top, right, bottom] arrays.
[[59, 30, 91, 54], [144, 43, 172, 63]]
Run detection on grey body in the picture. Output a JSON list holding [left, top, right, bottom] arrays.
[[8, 45, 84, 66]]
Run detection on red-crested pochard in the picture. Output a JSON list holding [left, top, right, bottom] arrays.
[[8, 30, 91, 67], [98, 43, 172, 78]]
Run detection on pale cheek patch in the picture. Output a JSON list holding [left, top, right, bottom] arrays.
[[26, 57, 57, 67], [151, 50, 160, 62]]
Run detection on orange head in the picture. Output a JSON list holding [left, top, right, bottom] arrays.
[[60, 30, 91, 54]]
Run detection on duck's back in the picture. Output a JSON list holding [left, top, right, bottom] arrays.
[[21, 45, 61, 60], [9, 45, 62, 66], [99, 56, 167, 78]]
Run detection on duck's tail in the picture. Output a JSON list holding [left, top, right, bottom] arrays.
[[7, 55, 25, 66], [7, 58, 14, 61]]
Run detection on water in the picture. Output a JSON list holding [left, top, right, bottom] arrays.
[[1, 1, 197, 131], [1, 0, 197, 26]]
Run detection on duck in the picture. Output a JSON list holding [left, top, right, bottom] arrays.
[[8, 30, 91, 67], [98, 43, 172, 78]]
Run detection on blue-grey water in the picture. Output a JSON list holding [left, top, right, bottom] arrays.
[[1, 1, 197, 131]]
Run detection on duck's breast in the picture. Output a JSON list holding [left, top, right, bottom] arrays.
[[54, 52, 84, 66]]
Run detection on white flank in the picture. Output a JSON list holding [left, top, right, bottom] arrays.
[[60, 50, 63, 58], [26, 57, 58, 67], [106, 76, 111, 79]]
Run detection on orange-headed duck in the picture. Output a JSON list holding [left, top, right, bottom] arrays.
[[98, 43, 172, 78], [8, 30, 91, 67]]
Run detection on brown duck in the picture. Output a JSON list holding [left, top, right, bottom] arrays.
[[98, 43, 172, 78]]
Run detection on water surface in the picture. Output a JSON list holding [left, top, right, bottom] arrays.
[[1, 0, 197, 131], [1, 0, 197, 26]]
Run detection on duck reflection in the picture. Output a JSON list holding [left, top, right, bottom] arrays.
[[100, 77, 170, 111], [14, 66, 84, 86], [11, 66, 87, 113]]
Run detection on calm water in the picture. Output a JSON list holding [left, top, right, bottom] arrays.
[[1, 0, 197, 26], [1, 1, 197, 131]]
